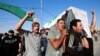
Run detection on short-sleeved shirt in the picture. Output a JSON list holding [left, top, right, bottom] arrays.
[[2, 36, 21, 56], [23, 30, 41, 56], [45, 26, 64, 56]]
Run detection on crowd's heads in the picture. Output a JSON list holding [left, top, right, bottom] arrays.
[[56, 19, 65, 30], [32, 22, 40, 33], [70, 19, 83, 33]]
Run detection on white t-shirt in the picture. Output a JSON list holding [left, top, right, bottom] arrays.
[[23, 30, 41, 56]]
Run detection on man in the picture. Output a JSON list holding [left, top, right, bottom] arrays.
[[88, 10, 96, 56], [40, 29, 48, 56], [45, 19, 68, 56], [64, 10, 96, 56], [15, 12, 41, 56], [63, 19, 89, 56], [2, 30, 21, 56]]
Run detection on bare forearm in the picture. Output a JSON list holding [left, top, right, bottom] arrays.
[[50, 35, 66, 49], [15, 15, 28, 31], [90, 11, 96, 33], [63, 36, 67, 51], [91, 14, 96, 27]]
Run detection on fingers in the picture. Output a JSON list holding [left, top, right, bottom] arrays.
[[61, 29, 68, 36], [26, 11, 34, 18]]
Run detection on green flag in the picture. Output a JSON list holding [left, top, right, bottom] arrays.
[[0, 2, 33, 21]]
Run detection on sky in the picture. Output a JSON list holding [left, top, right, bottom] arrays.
[[0, 0, 100, 33]]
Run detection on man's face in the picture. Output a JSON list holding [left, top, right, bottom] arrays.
[[73, 22, 83, 33], [32, 24, 39, 33], [8, 32, 14, 36], [57, 20, 65, 30], [45, 29, 49, 35], [45, 29, 49, 33]]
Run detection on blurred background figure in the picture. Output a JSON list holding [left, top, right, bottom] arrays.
[[1, 30, 21, 56], [92, 30, 98, 41], [40, 28, 48, 56]]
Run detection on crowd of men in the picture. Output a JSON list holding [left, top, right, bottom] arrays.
[[0, 10, 96, 56]]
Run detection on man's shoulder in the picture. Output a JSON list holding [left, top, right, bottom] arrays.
[[23, 30, 32, 34], [50, 25, 56, 30], [49, 25, 58, 33], [23, 30, 31, 33]]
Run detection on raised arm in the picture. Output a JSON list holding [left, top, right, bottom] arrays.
[[90, 10, 96, 33], [15, 12, 33, 35]]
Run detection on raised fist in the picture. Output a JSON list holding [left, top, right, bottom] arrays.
[[26, 11, 34, 18], [92, 10, 96, 15]]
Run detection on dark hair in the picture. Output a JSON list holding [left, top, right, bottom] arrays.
[[32, 22, 40, 27], [8, 30, 14, 33], [45, 28, 50, 30], [70, 19, 81, 29], [57, 19, 64, 23], [39, 28, 45, 36]]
